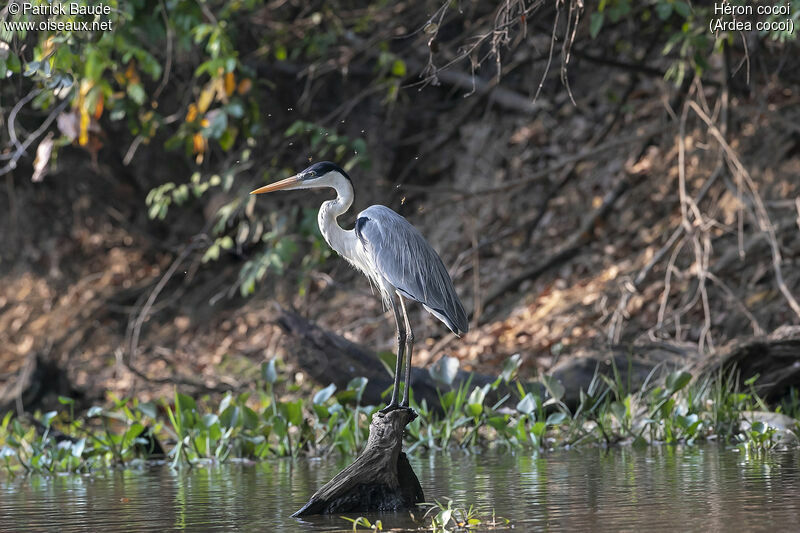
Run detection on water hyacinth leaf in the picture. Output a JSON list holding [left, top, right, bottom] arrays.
[[611, 401, 627, 422], [546, 412, 568, 426], [243, 406, 259, 430], [220, 405, 240, 429], [429, 356, 459, 386], [176, 392, 197, 412], [466, 403, 483, 417], [57, 396, 75, 405], [313, 383, 337, 405], [138, 401, 158, 419], [466, 385, 489, 417], [347, 377, 368, 403], [262, 359, 278, 384], [666, 370, 692, 393], [313, 404, 330, 420], [500, 354, 522, 382], [272, 416, 287, 438], [540, 374, 565, 401], [282, 399, 304, 427], [202, 413, 219, 428], [376, 350, 396, 377], [516, 393, 537, 416], [676, 413, 697, 429], [468, 384, 490, 407], [41, 411, 58, 427], [218, 393, 233, 414], [487, 415, 509, 431], [72, 437, 86, 457]]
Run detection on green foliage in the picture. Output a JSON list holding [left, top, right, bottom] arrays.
[[424, 499, 510, 532], [1, 0, 375, 302], [0, 360, 795, 474], [341, 516, 383, 531]]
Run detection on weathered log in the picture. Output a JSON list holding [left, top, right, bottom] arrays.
[[0, 353, 79, 415], [292, 408, 423, 516], [698, 325, 800, 402]]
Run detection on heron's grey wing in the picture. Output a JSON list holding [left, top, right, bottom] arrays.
[[355, 205, 468, 335]]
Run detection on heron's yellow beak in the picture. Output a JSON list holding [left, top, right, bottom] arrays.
[[249, 174, 303, 195]]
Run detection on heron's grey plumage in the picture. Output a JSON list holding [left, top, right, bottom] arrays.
[[355, 205, 469, 335], [354, 205, 469, 335]]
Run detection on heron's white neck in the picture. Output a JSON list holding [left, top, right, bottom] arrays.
[[317, 174, 358, 261]]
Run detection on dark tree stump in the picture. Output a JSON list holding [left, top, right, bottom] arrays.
[[292, 408, 424, 517]]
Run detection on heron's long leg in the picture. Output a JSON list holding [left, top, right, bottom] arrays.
[[382, 296, 406, 410], [399, 295, 414, 407]]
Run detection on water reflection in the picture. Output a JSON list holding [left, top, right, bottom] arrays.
[[1, 446, 798, 531]]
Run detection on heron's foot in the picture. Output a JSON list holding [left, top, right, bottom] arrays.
[[378, 402, 402, 415], [378, 403, 415, 416]]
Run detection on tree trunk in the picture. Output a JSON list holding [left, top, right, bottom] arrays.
[[292, 408, 423, 516]]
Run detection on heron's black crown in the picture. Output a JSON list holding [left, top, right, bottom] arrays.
[[302, 161, 350, 183]]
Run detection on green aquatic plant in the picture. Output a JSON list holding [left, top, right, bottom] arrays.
[[339, 499, 509, 532], [0, 357, 796, 473], [424, 499, 510, 532]]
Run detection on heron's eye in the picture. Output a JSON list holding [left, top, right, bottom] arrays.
[[306, 171, 316, 179]]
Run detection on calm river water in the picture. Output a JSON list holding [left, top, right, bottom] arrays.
[[1, 446, 799, 531]]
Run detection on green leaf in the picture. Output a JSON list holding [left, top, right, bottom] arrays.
[[71, 438, 86, 458], [176, 393, 196, 412], [262, 359, 278, 384], [466, 403, 483, 417], [202, 413, 219, 428], [487, 415, 509, 431], [666, 370, 692, 393], [219, 127, 238, 151], [242, 406, 259, 430], [656, 2, 673, 20], [313, 383, 337, 405], [391, 59, 407, 77], [540, 374, 565, 401], [347, 377, 368, 403], [138, 401, 158, 419], [546, 411, 568, 426], [673, 1, 691, 18], [590, 12, 604, 39], [516, 393, 537, 416], [58, 396, 75, 405], [468, 384, 489, 408], [127, 83, 146, 105], [220, 405, 240, 429], [41, 411, 58, 427], [611, 401, 627, 422], [500, 354, 522, 383], [87, 406, 104, 418], [282, 399, 304, 427]]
